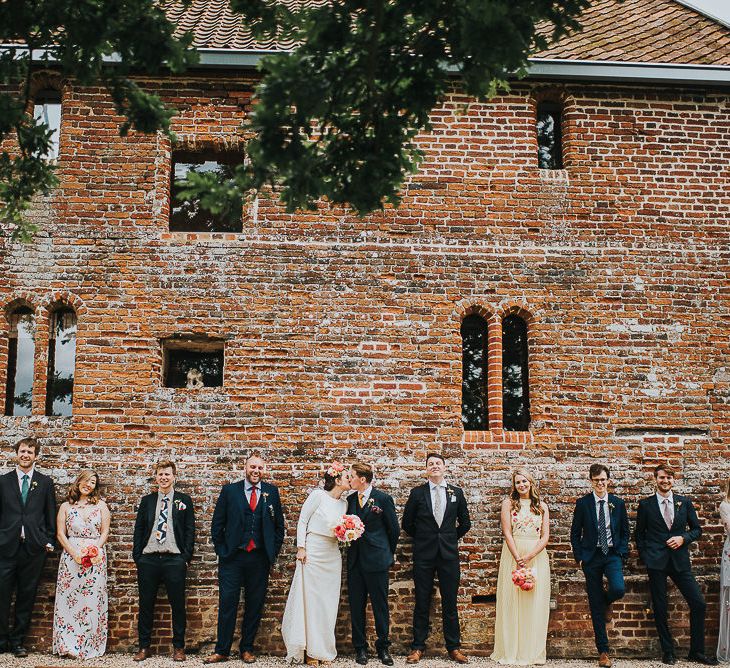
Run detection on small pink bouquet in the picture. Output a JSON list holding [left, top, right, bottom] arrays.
[[333, 514, 365, 547], [79, 545, 103, 570], [511, 567, 536, 591]]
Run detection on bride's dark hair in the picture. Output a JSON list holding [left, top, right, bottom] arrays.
[[323, 472, 338, 491]]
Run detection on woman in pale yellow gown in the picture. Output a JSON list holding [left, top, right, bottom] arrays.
[[491, 468, 551, 665]]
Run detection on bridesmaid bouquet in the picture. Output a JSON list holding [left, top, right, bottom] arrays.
[[79, 545, 103, 570], [511, 567, 536, 591], [333, 514, 365, 547]]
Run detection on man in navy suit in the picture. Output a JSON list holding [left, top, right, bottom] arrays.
[[636, 464, 717, 666], [132, 460, 195, 662], [402, 453, 471, 664], [347, 462, 400, 666], [204, 453, 285, 664], [0, 438, 56, 657], [570, 464, 629, 668]]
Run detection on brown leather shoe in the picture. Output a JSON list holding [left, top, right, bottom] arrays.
[[173, 648, 186, 662], [599, 653, 612, 668], [241, 651, 256, 664], [133, 648, 152, 662], [203, 653, 229, 664], [449, 649, 469, 664], [406, 649, 423, 664]]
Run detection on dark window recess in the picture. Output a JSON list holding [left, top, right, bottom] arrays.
[[471, 594, 496, 604], [461, 314, 489, 431], [33, 90, 62, 161], [170, 151, 242, 232], [46, 307, 77, 416], [163, 340, 224, 388], [536, 102, 563, 169], [502, 314, 530, 431], [5, 307, 35, 416]]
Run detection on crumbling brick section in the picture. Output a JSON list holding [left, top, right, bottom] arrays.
[[0, 74, 728, 659]]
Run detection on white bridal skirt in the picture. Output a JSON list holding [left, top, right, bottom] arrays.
[[282, 532, 342, 663]]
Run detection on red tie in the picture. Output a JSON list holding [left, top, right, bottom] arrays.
[[246, 487, 258, 552]]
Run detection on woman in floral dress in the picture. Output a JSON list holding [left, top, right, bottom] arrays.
[[52, 469, 111, 658], [491, 468, 551, 665]]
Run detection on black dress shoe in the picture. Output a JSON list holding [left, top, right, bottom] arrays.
[[662, 654, 676, 665], [355, 649, 368, 665], [687, 653, 719, 666], [377, 649, 394, 666], [11, 646, 28, 658]]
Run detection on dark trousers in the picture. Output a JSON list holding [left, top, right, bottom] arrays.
[[0, 543, 47, 648], [348, 566, 390, 651], [137, 553, 188, 649], [215, 549, 270, 655], [648, 564, 706, 655], [411, 556, 460, 651], [582, 550, 626, 652]]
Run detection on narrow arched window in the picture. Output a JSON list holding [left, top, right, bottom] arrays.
[[461, 314, 489, 430], [502, 314, 530, 431], [536, 102, 563, 169], [33, 90, 62, 161], [5, 307, 35, 416], [46, 307, 77, 416]]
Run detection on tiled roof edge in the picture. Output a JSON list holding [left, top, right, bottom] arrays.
[[671, 0, 730, 29], [5, 46, 730, 87]]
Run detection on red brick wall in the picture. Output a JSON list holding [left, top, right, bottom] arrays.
[[0, 73, 728, 658]]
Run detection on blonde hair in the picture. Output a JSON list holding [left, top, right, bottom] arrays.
[[67, 469, 102, 505], [510, 468, 543, 516]]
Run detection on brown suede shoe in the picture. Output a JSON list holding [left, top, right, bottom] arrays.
[[241, 651, 256, 664], [173, 648, 186, 662], [599, 653, 612, 668], [133, 648, 152, 662], [448, 649, 469, 664], [203, 653, 229, 664], [406, 650, 423, 664]]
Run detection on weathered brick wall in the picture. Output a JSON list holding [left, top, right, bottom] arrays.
[[0, 73, 728, 659]]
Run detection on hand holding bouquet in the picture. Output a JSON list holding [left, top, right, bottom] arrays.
[[511, 567, 536, 591], [333, 514, 365, 547], [79, 544, 103, 569]]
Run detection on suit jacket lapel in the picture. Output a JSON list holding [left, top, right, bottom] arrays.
[[12, 470, 23, 506], [424, 483, 434, 516], [669, 495, 682, 530], [147, 493, 157, 531]]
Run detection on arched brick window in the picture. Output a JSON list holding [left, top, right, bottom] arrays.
[[536, 101, 563, 169], [5, 306, 35, 416], [46, 306, 77, 416], [33, 89, 62, 161], [502, 314, 530, 431], [461, 314, 489, 431]]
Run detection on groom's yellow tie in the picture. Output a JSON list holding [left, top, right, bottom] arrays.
[[358, 493, 364, 508]]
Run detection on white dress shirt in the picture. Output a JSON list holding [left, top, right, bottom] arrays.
[[16, 466, 34, 539], [357, 485, 373, 508], [656, 491, 675, 525], [245, 481, 260, 505], [593, 492, 613, 547]]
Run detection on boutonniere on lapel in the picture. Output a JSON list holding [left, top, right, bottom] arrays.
[[608, 502, 615, 512], [30, 481, 38, 492], [367, 498, 383, 514], [446, 486, 457, 503], [262, 492, 269, 502], [676, 501, 682, 509], [174, 499, 186, 511]]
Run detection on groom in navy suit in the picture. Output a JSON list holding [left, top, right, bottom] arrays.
[[347, 462, 400, 666], [636, 464, 717, 666], [204, 454, 285, 664], [570, 463, 629, 668]]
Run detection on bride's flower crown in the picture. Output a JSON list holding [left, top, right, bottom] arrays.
[[326, 461, 345, 477]]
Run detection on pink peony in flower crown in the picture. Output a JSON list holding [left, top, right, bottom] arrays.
[[326, 461, 345, 477]]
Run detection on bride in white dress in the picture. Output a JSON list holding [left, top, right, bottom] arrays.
[[282, 462, 351, 665]]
